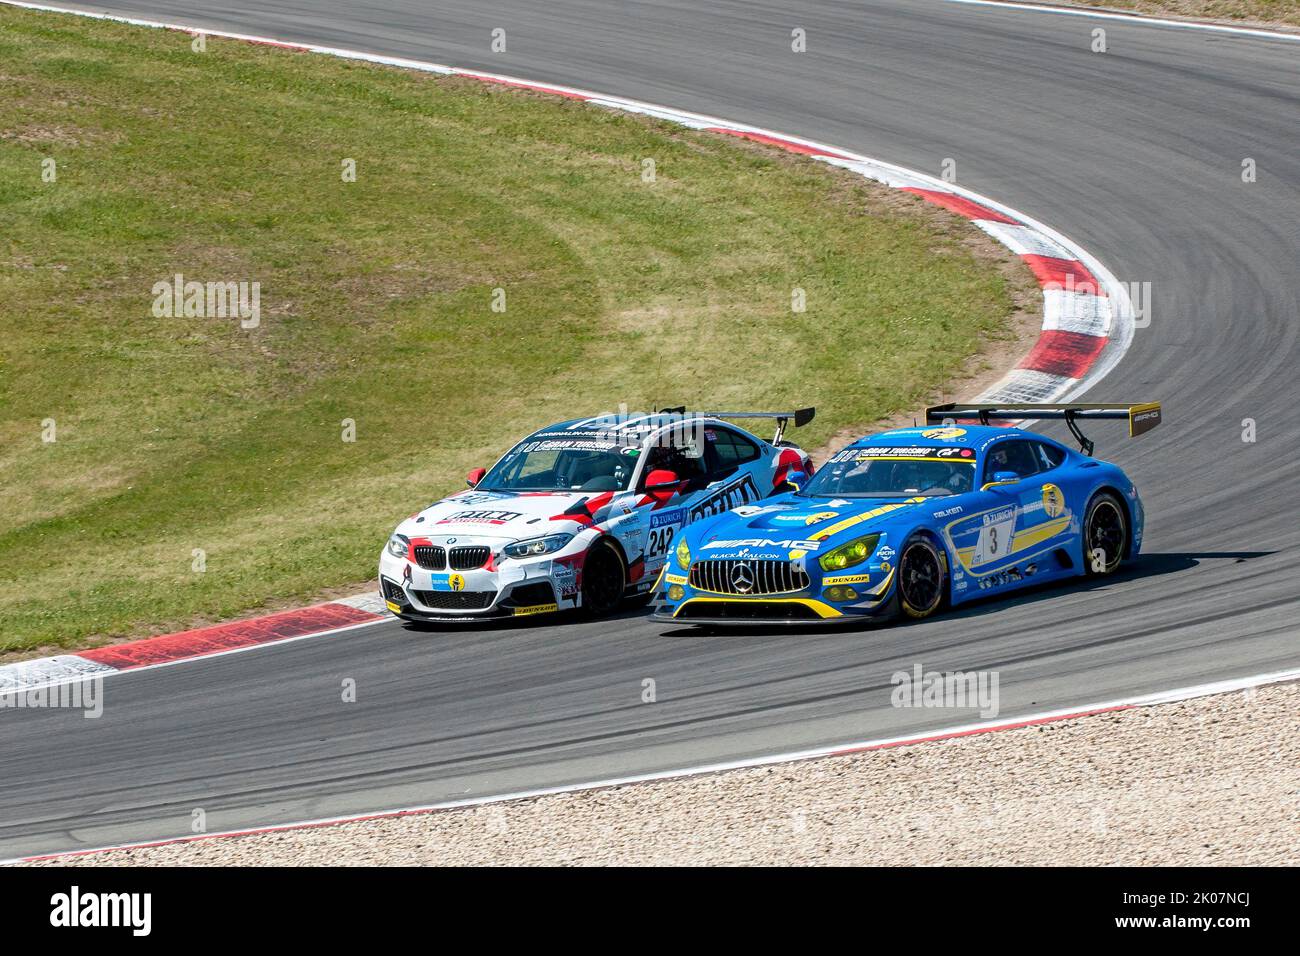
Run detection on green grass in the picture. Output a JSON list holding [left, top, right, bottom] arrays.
[[0, 8, 1023, 652], [1053, 0, 1298, 27]]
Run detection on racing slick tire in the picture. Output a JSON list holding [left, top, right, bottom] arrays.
[[897, 534, 947, 620], [580, 538, 627, 617], [1083, 491, 1128, 576]]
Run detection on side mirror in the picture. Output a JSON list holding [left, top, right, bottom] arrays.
[[982, 470, 1020, 491], [644, 468, 680, 505], [466, 467, 486, 488], [784, 469, 809, 492]]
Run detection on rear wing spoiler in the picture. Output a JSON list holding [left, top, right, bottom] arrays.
[[659, 406, 815, 445], [926, 402, 1161, 456]]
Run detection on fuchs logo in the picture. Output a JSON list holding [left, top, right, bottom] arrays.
[[688, 474, 759, 521], [703, 537, 820, 551]]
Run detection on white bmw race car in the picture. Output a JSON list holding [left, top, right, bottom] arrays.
[[378, 408, 816, 623]]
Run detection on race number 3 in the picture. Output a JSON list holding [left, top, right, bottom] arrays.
[[974, 511, 1016, 566]]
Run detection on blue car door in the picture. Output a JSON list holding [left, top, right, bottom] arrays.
[[945, 438, 1074, 593]]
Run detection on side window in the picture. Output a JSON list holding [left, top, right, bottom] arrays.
[[640, 435, 708, 489], [983, 440, 1041, 483], [1034, 441, 1066, 471], [705, 427, 760, 475]]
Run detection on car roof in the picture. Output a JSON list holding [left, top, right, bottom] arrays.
[[530, 413, 757, 444], [848, 424, 1036, 449]]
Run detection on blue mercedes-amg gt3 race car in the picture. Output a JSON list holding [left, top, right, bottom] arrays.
[[652, 402, 1162, 627]]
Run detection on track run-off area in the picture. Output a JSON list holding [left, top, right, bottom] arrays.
[[0, 0, 1296, 858]]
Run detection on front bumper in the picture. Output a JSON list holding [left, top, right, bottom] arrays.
[[378, 548, 573, 622], [652, 551, 900, 626]]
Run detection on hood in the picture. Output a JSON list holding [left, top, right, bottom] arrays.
[[395, 489, 591, 543]]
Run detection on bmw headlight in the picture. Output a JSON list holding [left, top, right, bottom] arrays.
[[819, 534, 879, 572], [386, 533, 410, 559], [503, 533, 573, 559], [676, 537, 691, 570]]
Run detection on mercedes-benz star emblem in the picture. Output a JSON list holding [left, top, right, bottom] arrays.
[[731, 562, 755, 593]]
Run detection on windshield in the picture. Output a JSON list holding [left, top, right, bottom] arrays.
[[800, 448, 975, 498], [479, 437, 640, 492]]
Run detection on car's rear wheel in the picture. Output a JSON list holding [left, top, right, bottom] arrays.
[[1083, 492, 1127, 575], [897, 535, 946, 619], [581, 539, 627, 616]]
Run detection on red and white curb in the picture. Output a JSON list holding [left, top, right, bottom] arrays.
[[11, 665, 1297, 864], [0, 595, 386, 694]]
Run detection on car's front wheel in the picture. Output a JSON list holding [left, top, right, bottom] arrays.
[[897, 535, 947, 620], [581, 539, 627, 616]]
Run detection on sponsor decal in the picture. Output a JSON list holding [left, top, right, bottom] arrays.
[[978, 566, 1024, 590], [688, 473, 759, 521], [428, 572, 467, 592], [771, 510, 838, 525], [844, 445, 967, 460], [1041, 483, 1066, 519], [453, 491, 512, 504], [823, 573, 871, 586], [649, 507, 685, 529], [513, 602, 559, 616], [921, 427, 966, 440], [984, 507, 1016, 526], [522, 438, 620, 453], [664, 572, 688, 584], [438, 510, 522, 525], [877, 545, 896, 560], [703, 537, 821, 552], [933, 504, 964, 518]]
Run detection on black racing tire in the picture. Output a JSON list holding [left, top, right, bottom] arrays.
[[1083, 492, 1128, 576], [897, 535, 947, 620], [580, 539, 627, 616]]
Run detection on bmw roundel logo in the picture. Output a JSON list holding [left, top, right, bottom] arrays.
[[731, 563, 755, 593]]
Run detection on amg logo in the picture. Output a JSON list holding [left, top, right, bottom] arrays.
[[703, 537, 820, 551], [688, 474, 758, 521], [50, 886, 152, 936]]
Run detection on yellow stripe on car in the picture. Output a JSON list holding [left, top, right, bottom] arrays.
[[673, 597, 843, 619]]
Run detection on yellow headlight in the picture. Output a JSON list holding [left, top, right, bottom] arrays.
[[675, 537, 691, 570], [819, 534, 879, 572]]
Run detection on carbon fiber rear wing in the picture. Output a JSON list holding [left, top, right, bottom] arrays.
[[659, 406, 815, 445], [926, 402, 1161, 456]]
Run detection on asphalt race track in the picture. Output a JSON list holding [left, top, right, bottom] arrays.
[[2, 1, 1297, 858]]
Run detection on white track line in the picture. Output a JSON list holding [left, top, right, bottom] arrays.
[[940, 0, 1300, 41], [10, 666, 1298, 864]]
